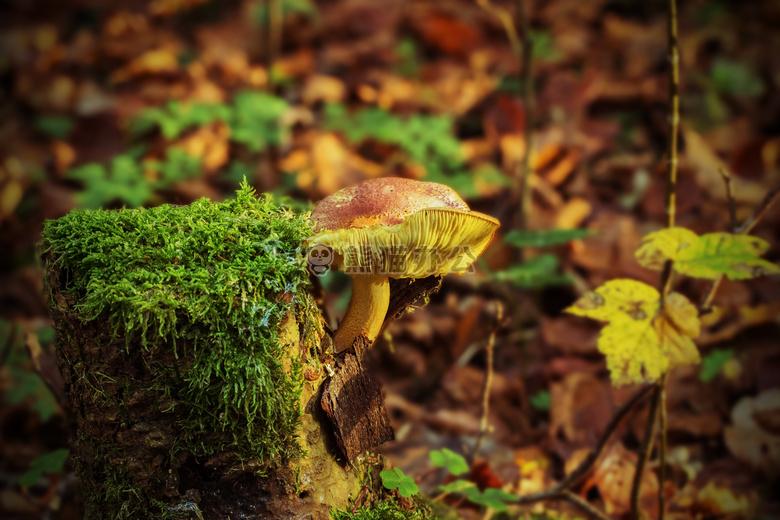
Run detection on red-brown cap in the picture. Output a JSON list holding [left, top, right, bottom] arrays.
[[308, 177, 499, 279]]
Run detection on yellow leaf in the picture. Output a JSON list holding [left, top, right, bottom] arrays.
[[636, 227, 779, 280], [635, 227, 699, 271], [663, 292, 700, 338], [566, 279, 659, 323], [566, 280, 701, 386], [599, 316, 667, 386]]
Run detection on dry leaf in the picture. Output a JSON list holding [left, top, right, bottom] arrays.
[[111, 48, 179, 83], [724, 389, 780, 474], [582, 443, 659, 516], [683, 128, 766, 205], [302, 75, 346, 105], [555, 197, 591, 229], [693, 481, 752, 516]]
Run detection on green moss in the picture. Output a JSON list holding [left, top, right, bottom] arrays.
[[332, 498, 433, 520], [40, 183, 315, 463]]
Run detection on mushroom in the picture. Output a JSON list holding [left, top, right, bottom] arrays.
[[308, 177, 500, 352]]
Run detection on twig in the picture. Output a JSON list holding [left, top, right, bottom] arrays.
[[516, 0, 534, 239], [658, 373, 669, 520], [718, 168, 738, 232], [350, 480, 370, 514], [632, 3, 679, 519], [506, 385, 651, 517], [559, 490, 614, 520], [737, 181, 780, 234], [664, 0, 680, 229], [552, 384, 653, 492], [475, 0, 521, 57], [630, 382, 661, 520], [265, 0, 283, 90], [701, 180, 780, 311], [471, 302, 503, 463], [474, 0, 534, 257]]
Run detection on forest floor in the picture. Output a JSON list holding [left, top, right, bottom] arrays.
[[1, 0, 779, 518]]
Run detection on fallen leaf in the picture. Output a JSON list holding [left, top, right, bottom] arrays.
[[693, 481, 752, 516], [111, 48, 179, 83], [555, 197, 591, 229], [582, 443, 659, 516], [724, 389, 780, 474], [302, 75, 347, 105], [683, 128, 766, 205]]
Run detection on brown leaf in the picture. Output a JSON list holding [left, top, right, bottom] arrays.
[[582, 443, 659, 516], [683, 129, 766, 205], [724, 389, 780, 474]]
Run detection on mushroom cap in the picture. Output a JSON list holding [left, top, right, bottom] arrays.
[[311, 177, 469, 232], [308, 177, 500, 279]]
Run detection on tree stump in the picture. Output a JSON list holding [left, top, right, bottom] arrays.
[[40, 186, 375, 519]]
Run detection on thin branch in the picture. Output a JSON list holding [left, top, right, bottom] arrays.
[[350, 480, 370, 514], [737, 181, 780, 235], [265, 0, 283, 91], [471, 303, 503, 463], [552, 384, 653, 492], [507, 385, 651, 514], [718, 168, 738, 232], [638, 3, 679, 519], [658, 373, 669, 520], [701, 180, 780, 311], [560, 490, 614, 520], [630, 382, 661, 520], [475, 0, 521, 57], [664, 0, 680, 229], [516, 0, 534, 239]]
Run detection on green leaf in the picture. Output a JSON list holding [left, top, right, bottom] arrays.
[[469, 488, 519, 511], [636, 227, 780, 280], [19, 449, 69, 487], [438, 479, 479, 494], [529, 390, 551, 411], [438, 480, 517, 512], [381, 468, 418, 498], [700, 348, 735, 382], [430, 448, 469, 476], [504, 229, 591, 248], [711, 59, 764, 97], [34, 116, 74, 138], [491, 254, 572, 289]]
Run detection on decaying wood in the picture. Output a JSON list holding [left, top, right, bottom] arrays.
[[321, 336, 394, 463]]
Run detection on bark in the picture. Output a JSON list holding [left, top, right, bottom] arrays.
[[45, 264, 374, 520]]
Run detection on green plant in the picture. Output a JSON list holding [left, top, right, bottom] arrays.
[[67, 147, 201, 209], [429, 448, 469, 476], [529, 390, 551, 411], [430, 449, 519, 512], [489, 229, 590, 288], [1, 321, 59, 422], [19, 449, 69, 487], [131, 91, 290, 151], [438, 480, 519, 512], [331, 498, 431, 520], [700, 348, 735, 382], [322, 104, 507, 198], [381, 467, 419, 498], [34, 115, 74, 138]]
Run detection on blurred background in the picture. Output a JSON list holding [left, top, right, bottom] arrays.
[[1, 0, 779, 518]]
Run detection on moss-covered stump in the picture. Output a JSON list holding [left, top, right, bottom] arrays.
[[40, 185, 368, 519]]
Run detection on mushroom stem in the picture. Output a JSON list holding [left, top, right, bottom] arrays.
[[334, 273, 390, 352]]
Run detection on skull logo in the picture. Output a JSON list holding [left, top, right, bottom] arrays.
[[307, 244, 333, 276]]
